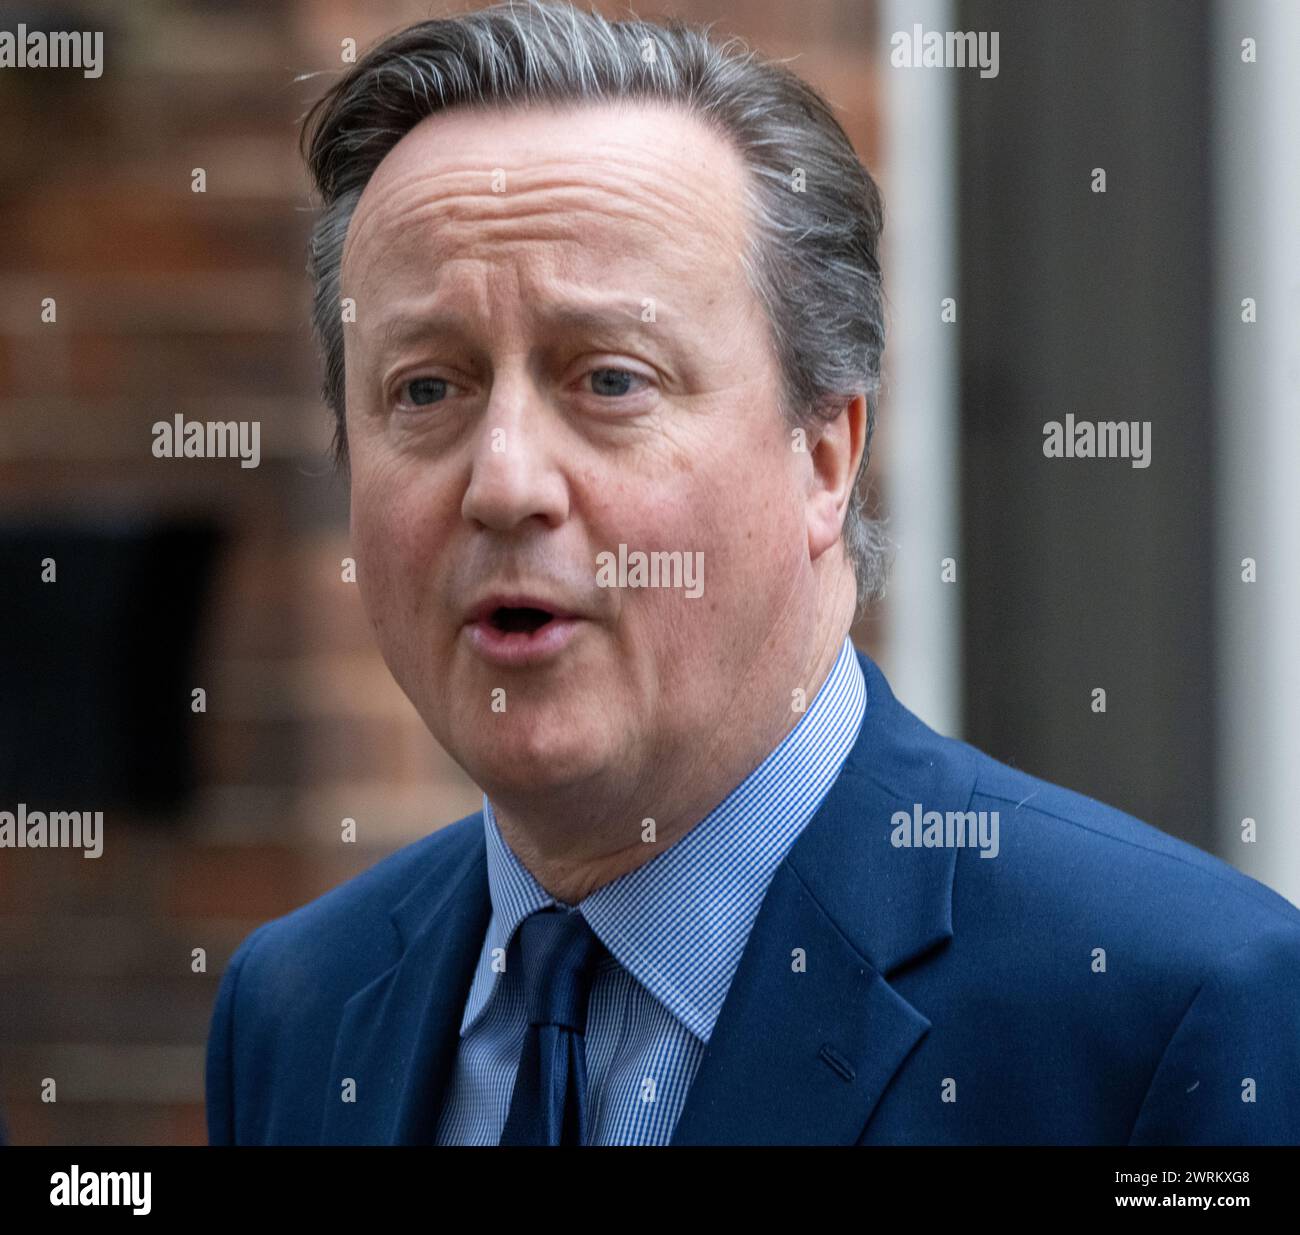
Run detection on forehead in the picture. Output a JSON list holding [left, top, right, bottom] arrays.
[[340, 99, 754, 298]]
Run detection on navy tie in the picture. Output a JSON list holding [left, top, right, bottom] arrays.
[[499, 906, 607, 1146]]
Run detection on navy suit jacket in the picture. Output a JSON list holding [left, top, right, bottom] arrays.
[[205, 649, 1300, 1145]]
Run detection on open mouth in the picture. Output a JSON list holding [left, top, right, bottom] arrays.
[[466, 599, 582, 665], [487, 605, 555, 635]]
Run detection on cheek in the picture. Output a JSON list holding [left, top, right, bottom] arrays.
[[642, 428, 797, 544], [692, 443, 804, 580], [603, 459, 797, 641], [350, 462, 437, 643]]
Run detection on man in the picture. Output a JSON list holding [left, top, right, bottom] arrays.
[[206, 1, 1300, 1145]]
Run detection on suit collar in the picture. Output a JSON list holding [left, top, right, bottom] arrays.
[[786, 649, 977, 975], [668, 650, 978, 1143], [320, 818, 490, 1145]]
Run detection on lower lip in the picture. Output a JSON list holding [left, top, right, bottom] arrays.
[[464, 617, 584, 667]]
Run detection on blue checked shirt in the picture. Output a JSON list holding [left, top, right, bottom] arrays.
[[433, 636, 867, 1145]]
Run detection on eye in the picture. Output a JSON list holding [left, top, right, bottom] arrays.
[[397, 375, 457, 408], [585, 367, 650, 398]]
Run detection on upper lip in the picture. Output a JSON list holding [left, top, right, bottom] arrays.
[[464, 593, 584, 625]]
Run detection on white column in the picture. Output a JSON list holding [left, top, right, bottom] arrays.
[[877, 0, 961, 735], [1213, 0, 1300, 903]]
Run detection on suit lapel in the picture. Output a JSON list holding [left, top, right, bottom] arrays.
[[320, 818, 490, 1144], [670, 651, 977, 1145]]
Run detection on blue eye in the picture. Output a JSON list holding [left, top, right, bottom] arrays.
[[589, 368, 642, 397], [403, 376, 449, 406]]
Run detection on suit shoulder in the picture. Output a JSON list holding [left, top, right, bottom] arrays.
[[956, 741, 1300, 949], [227, 810, 484, 986]]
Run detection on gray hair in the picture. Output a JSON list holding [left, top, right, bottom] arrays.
[[299, 0, 890, 609]]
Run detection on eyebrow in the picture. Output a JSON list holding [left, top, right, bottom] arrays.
[[374, 300, 672, 354]]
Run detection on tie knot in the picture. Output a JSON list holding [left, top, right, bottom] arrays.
[[515, 906, 606, 1033]]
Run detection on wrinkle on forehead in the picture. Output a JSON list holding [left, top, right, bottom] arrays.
[[340, 100, 754, 291]]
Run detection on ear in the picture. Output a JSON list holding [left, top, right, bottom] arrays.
[[806, 393, 867, 562]]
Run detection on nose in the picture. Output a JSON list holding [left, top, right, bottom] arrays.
[[460, 376, 570, 533]]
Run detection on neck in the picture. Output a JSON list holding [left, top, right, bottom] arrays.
[[491, 562, 859, 905]]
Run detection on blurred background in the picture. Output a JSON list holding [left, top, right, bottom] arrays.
[[0, 0, 1295, 1144]]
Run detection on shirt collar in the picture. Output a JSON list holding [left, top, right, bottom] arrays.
[[461, 635, 867, 1044]]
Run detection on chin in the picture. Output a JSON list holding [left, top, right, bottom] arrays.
[[475, 752, 610, 804], [455, 714, 615, 797]]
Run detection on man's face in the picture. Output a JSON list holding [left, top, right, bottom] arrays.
[[341, 101, 820, 808]]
